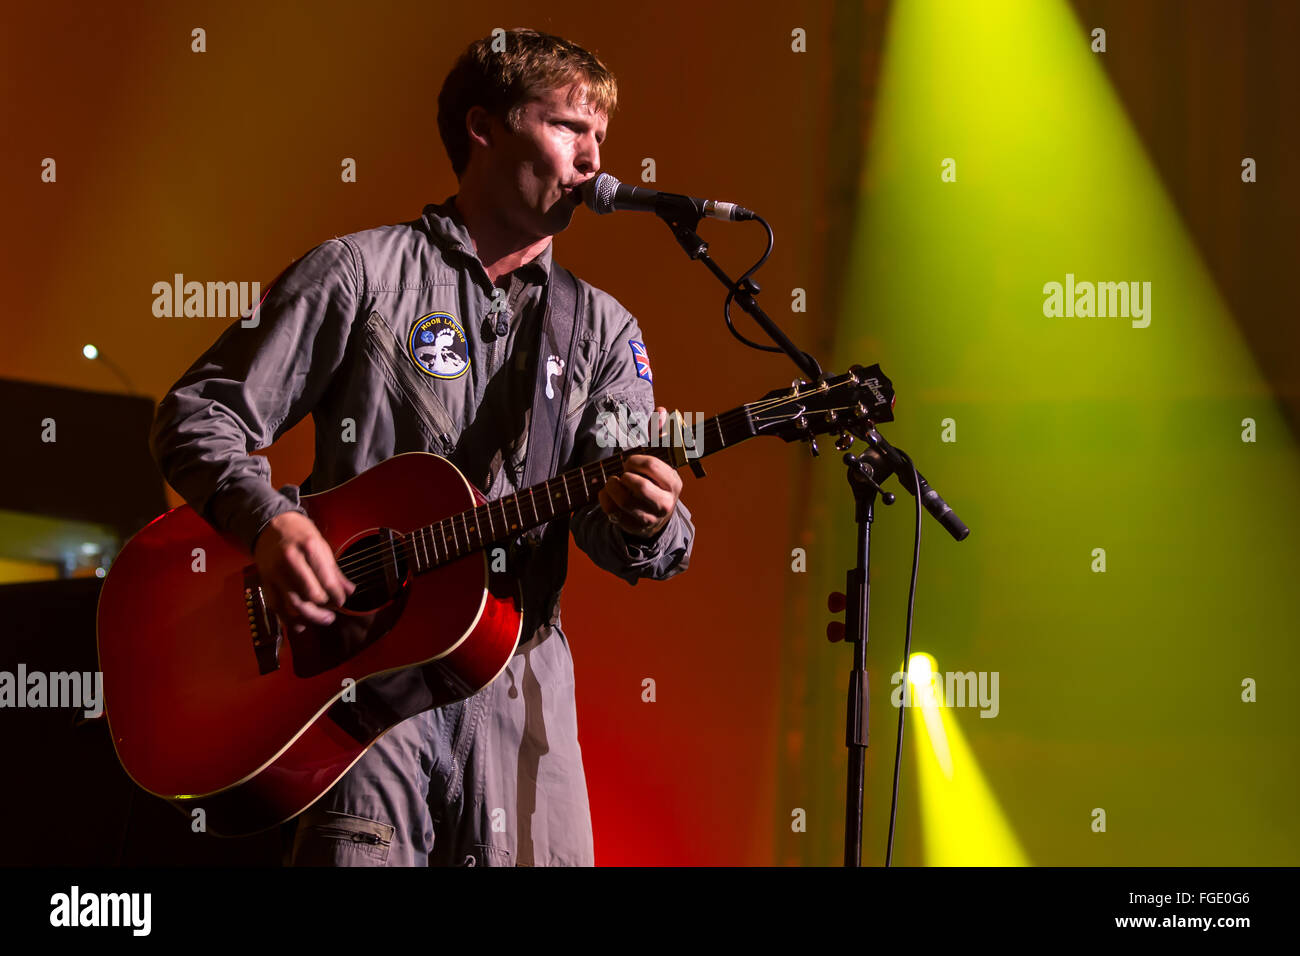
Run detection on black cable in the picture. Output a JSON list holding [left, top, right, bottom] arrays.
[[885, 453, 923, 866], [722, 217, 820, 372]]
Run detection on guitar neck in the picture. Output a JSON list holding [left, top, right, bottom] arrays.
[[405, 403, 756, 573]]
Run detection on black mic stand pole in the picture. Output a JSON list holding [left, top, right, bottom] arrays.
[[838, 446, 889, 866]]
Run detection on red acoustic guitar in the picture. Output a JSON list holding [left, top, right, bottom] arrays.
[[96, 366, 893, 835]]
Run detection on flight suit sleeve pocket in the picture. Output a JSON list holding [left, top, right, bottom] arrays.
[[291, 808, 395, 865]]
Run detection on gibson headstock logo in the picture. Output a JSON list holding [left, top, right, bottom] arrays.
[[864, 377, 888, 408]]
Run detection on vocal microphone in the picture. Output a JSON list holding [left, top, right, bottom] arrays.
[[580, 172, 756, 222]]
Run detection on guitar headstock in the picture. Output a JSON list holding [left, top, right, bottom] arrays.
[[748, 364, 895, 450]]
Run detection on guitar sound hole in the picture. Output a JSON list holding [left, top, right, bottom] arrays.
[[338, 529, 410, 613]]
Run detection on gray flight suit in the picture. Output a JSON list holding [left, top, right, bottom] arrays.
[[148, 196, 695, 865]]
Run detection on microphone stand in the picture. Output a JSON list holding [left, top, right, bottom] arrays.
[[652, 205, 970, 867], [654, 201, 822, 382]]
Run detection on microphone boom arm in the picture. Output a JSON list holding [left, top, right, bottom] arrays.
[[656, 205, 824, 382]]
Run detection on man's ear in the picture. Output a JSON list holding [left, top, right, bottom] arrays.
[[465, 105, 494, 150]]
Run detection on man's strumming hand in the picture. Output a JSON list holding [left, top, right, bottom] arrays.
[[252, 511, 356, 635]]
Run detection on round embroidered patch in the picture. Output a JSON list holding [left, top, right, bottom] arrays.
[[408, 312, 470, 379]]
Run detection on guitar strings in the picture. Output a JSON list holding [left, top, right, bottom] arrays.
[[326, 391, 865, 589], [326, 387, 854, 580], [328, 393, 863, 587], [322, 387, 868, 591]]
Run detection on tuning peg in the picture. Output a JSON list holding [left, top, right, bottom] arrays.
[[808, 436, 819, 457], [826, 621, 845, 642], [835, 432, 854, 451]]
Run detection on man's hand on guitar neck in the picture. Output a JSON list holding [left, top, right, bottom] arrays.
[[598, 407, 684, 540], [253, 511, 356, 636]]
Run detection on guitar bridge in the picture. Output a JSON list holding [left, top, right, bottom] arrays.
[[243, 567, 281, 674]]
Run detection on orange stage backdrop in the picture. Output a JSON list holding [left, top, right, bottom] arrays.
[[1, 0, 837, 865]]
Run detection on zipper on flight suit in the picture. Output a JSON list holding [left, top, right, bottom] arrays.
[[363, 311, 459, 454], [480, 274, 522, 495], [311, 824, 388, 846]]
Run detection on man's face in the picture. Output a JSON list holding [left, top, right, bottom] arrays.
[[472, 82, 607, 239]]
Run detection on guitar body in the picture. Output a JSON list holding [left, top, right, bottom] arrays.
[[96, 452, 522, 835]]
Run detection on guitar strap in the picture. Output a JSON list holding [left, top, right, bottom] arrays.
[[509, 261, 582, 632], [521, 262, 582, 492]]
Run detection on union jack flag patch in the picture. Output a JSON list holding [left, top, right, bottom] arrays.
[[629, 339, 653, 383]]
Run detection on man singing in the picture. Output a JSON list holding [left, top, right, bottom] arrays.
[[149, 28, 695, 866]]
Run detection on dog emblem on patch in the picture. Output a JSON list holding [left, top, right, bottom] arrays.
[[408, 312, 470, 379], [545, 355, 565, 400]]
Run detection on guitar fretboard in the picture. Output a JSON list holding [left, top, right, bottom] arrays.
[[400, 405, 752, 574]]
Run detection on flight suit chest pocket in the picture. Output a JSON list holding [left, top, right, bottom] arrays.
[[362, 310, 460, 454], [562, 333, 601, 425]]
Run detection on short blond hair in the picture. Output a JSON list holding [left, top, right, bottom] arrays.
[[437, 29, 618, 178]]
